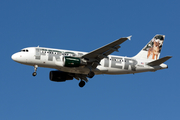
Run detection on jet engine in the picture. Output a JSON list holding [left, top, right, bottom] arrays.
[[49, 71, 73, 82]]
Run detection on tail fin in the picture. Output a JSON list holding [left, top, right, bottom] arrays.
[[134, 34, 165, 61]]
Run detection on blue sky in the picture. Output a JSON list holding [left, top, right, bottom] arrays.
[[0, 0, 179, 119]]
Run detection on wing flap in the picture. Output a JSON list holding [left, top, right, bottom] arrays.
[[103, 45, 121, 56]]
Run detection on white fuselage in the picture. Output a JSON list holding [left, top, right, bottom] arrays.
[[11, 47, 168, 75]]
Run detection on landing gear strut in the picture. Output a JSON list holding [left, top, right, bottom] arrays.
[[79, 80, 85, 87], [32, 65, 38, 76], [87, 71, 95, 78]]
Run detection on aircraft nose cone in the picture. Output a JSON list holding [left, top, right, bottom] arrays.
[[11, 53, 17, 61]]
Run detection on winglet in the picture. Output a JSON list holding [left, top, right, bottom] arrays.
[[127, 35, 132, 40]]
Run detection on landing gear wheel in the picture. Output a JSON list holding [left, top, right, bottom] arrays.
[[32, 72, 37, 76], [87, 71, 95, 78], [79, 81, 85, 87], [32, 65, 38, 76]]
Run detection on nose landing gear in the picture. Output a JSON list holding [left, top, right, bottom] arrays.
[[32, 72, 37, 76], [32, 65, 38, 76]]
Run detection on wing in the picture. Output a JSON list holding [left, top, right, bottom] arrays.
[[82, 36, 132, 68]]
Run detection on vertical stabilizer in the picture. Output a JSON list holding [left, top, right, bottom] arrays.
[[134, 34, 165, 61]]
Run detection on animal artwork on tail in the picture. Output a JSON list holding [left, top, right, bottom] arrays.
[[143, 35, 165, 60]]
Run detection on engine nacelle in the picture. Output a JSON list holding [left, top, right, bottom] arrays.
[[49, 71, 73, 82]]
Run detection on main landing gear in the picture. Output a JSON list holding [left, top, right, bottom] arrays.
[[87, 71, 95, 78], [32, 65, 38, 76], [78, 71, 95, 87], [79, 80, 85, 88]]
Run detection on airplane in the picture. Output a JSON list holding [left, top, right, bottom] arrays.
[[11, 34, 172, 87]]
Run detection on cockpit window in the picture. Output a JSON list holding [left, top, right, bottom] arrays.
[[20, 49, 29, 52]]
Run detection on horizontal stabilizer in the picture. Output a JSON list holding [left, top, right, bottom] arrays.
[[147, 56, 172, 66]]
